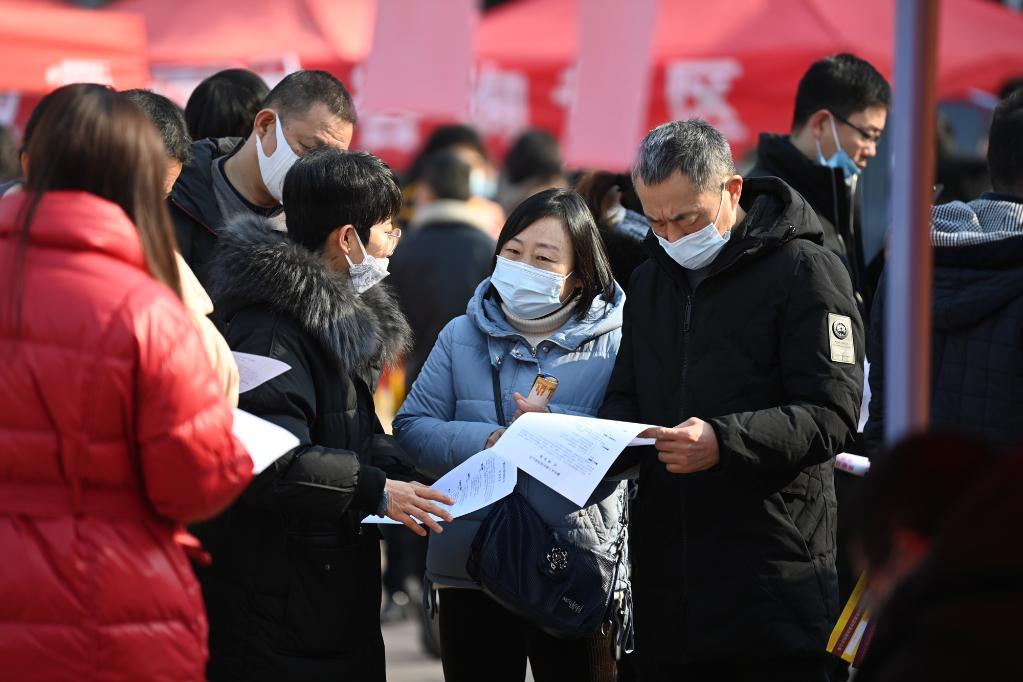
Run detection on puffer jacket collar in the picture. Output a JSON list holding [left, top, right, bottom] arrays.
[[0, 190, 144, 269], [209, 213, 411, 374], [465, 277, 625, 352]]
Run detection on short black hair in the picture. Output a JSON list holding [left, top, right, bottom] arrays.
[[422, 149, 471, 201], [406, 124, 488, 182], [122, 89, 192, 164], [848, 432, 999, 571], [262, 70, 357, 127], [988, 89, 1023, 194], [792, 53, 891, 130], [504, 129, 563, 185], [283, 148, 402, 253], [999, 77, 1023, 102], [185, 68, 269, 140], [493, 188, 615, 320]]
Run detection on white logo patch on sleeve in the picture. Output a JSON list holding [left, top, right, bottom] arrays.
[[828, 313, 855, 364]]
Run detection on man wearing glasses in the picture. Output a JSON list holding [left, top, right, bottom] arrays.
[[749, 53, 890, 317]]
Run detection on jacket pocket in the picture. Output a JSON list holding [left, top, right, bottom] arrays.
[[281, 532, 378, 656]]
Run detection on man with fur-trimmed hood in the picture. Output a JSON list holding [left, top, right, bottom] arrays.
[[192, 149, 454, 682]]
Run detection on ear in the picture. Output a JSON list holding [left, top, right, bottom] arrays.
[[19, 151, 28, 180], [808, 109, 832, 140], [336, 224, 357, 256], [252, 109, 277, 148], [726, 174, 743, 208]]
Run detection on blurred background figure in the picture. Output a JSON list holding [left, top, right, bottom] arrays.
[[0, 83, 252, 682], [866, 90, 1023, 456], [123, 89, 193, 195], [401, 123, 503, 236], [848, 433, 1023, 682], [0, 126, 17, 186], [185, 68, 270, 141], [575, 170, 649, 293], [498, 128, 568, 213]]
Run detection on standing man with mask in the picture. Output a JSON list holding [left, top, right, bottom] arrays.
[[748, 53, 890, 316], [170, 69, 356, 289], [600, 120, 863, 681]]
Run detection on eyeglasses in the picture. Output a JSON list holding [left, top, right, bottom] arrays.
[[830, 111, 884, 145], [372, 225, 402, 242]]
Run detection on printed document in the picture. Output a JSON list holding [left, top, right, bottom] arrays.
[[490, 412, 651, 507], [233, 351, 291, 393], [364, 449, 517, 524], [231, 408, 300, 474]]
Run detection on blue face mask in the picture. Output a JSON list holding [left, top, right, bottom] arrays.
[[817, 114, 862, 184], [655, 188, 730, 270], [470, 168, 498, 199], [490, 256, 572, 319]]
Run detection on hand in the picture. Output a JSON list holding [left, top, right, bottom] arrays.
[[485, 428, 506, 449], [383, 480, 455, 537], [512, 392, 551, 422], [639, 417, 720, 475]]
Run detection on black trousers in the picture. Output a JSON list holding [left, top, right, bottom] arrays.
[[639, 656, 831, 682], [438, 588, 617, 682]]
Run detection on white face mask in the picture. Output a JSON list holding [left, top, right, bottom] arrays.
[[655, 188, 730, 270], [490, 256, 571, 320], [345, 230, 390, 294], [256, 111, 300, 203]]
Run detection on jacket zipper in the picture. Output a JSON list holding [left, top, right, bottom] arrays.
[[679, 293, 692, 605]]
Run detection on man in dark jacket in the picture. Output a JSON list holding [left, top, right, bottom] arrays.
[[748, 53, 889, 315], [601, 120, 863, 681], [170, 69, 356, 289], [390, 149, 496, 389], [193, 149, 453, 682], [865, 91, 1023, 455]]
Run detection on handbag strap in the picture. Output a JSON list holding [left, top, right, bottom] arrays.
[[491, 360, 507, 427]]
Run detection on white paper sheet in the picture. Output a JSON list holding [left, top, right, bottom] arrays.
[[491, 412, 652, 507], [232, 351, 291, 393], [231, 408, 300, 474], [363, 449, 517, 525]]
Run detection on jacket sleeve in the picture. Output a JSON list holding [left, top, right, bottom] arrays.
[[393, 321, 499, 481], [132, 291, 253, 524], [232, 322, 387, 520], [707, 250, 864, 475], [863, 268, 887, 457]]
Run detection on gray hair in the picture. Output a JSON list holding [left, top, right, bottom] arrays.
[[632, 119, 736, 191]]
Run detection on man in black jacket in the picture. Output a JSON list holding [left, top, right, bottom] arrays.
[[865, 90, 1023, 455], [748, 53, 889, 316], [601, 120, 863, 681], [170, 69, 356, 289], [194, 149, 453, 682], [390, 149, 497, 389]]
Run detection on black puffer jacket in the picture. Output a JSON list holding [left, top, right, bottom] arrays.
[[192, 215, 415, 682], [168, 137, 243, 289], [866, 195, 1023, 454], [749, 133, 871, 312], [600, 177, 863, 663]]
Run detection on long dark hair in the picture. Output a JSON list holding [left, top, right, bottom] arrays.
[[575, 170, 643, 232], [8, 84, 182, 324], [493, 188, 615, 320]]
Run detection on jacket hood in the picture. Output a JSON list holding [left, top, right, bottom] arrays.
[[168, 137, 243, 234], [465, 276, 625, 351], [209, 213, 411, 373], [646, 176, 826, 285], [930, 197, 1023, 331]]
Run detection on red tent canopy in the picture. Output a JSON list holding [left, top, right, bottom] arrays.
[[476, 0, 1023, 159], [0, 1, 149, 94]]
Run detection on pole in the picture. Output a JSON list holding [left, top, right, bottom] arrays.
[[885, 0, 939, 447]]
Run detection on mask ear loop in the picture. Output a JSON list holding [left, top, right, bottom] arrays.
[[343, 227, 369, 267]]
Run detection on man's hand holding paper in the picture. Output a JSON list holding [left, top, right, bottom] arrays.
[[640, 417, 721, 474]]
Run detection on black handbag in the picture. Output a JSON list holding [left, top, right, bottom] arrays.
[[465, 364, 627, 640]]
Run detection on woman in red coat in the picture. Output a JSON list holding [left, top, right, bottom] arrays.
[[0, 84, 253, 681]]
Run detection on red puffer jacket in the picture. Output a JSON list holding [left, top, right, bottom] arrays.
[[0, 191, 253, 681]]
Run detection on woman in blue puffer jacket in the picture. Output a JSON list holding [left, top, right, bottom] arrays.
[[394, 188, 629, 682]]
